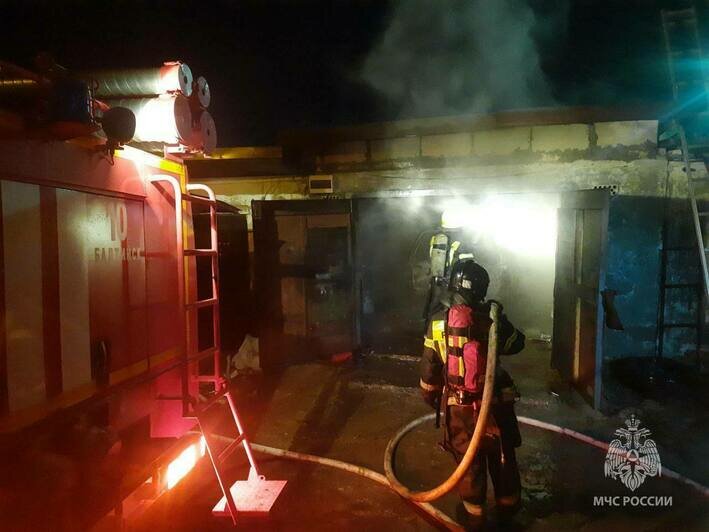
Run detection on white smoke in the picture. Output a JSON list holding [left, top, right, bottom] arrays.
[[361, 0, 564, 117]]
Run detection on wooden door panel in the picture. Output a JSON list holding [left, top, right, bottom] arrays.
[[581, 209, 602, 290], [576, 298, 598, 398], [280, 277, 306, 336], [552, 190, 609, 408], [552, 208, 576, 379]]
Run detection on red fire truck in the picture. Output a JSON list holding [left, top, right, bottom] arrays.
[[0, 57, 283, 530], [0, 138, 268, 529]]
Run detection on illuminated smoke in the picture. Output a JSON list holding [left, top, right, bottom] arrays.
[[361, 0, 565, 117]]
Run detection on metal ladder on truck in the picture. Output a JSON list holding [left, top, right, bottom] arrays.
[[658, 6, 709, 363], [148, 175, 286, 525]]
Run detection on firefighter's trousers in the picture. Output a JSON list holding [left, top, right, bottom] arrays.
[[447, 403, 521, 518]]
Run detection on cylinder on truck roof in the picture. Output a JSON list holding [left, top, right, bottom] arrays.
[[82, 62, 193, 98], [199, 110, 217, 155], [195, 76, 210, 108], [108, 95, 192, 144], [184, 110, 217, 155]]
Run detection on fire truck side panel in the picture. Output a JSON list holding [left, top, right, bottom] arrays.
[[144, 182, 182, 361], [56, 188, 93, 394], [0, 138, 206, 530], [0, 141, 147, 198], [0, 141, 191, 434], [1, 180, 46, 413], [87, 194, 148, 381]]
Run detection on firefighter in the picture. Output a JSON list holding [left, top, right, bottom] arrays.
[[419, 259, 525, 528]]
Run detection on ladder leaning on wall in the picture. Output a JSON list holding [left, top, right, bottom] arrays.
[[658, 6, 709, 360]]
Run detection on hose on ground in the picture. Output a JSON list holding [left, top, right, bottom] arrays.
[[202, 431, 462, 530], [205, 411, 708, 532], [382, 297, 709, 506], [383, 302, 501, 503], [195, 302, 708, 528], [249, 442, 463, 531], [516, 416, 709, 498], [384, 413, 709, 499]]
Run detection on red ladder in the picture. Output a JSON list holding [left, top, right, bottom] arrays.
[[148, 176, 285, 525]]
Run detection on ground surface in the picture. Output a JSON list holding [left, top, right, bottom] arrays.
[[135, 342, 709, 531]]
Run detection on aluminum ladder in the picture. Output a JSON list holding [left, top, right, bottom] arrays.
[[661, 5, 709, 298], [656, 5, 709, 366], [685, 151, 709, 299], [148, 176, 285, 525]]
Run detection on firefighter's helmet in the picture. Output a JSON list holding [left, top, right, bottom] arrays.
[[449, 259, 489, 303]]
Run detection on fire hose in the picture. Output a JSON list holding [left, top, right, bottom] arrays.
[[248, 442, 463, 530], [240, 416, 709, 532], [383, 301, 501, 503], [382, 300, 709, 512], [201, 433, 462, 529], [201, 300, 709, 530], [230, 303, 501, 530]]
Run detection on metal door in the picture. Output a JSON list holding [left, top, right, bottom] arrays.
[[254, 201, 355, 369], [552, 189, 609, 409]]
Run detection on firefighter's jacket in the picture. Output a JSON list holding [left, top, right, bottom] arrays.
[[419, 300, 525, 445]]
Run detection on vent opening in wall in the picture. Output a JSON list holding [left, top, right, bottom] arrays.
[[593, 185, 619, 195], [309, 174, 334, 194]]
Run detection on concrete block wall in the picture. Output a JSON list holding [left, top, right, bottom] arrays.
[[204, 118, 666, 273], [319, 141, 368, 165], [421, 133, 473, 157], [532, 124, 589, 152], [473, 127, 531, 156], [308, 120, 657, 169], [370, 136, 420, 161], [595, 120, 657, 148]]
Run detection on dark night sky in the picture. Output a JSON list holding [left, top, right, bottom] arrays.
[[0, 0, 698, 146]]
